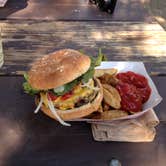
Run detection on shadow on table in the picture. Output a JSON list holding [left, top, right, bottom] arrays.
[[0, 0, 29, 19]]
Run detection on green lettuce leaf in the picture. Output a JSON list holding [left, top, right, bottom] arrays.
[[53, 79, 79, 96], [80, 48, 107, 83], [96, 48, 107, 64], [23, 73, 40, 95], [80, 57, 95, 83]]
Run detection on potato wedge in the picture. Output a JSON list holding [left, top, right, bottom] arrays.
[[102, 101, 110, 112], [102, 84, 121, 109], [98, 104, 103, 113], [92, 110, 128, 120], [99, 73, 119, 86], [94, 68, 118, 77]]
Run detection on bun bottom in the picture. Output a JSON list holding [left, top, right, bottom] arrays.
[[39, 79, 103, 121]]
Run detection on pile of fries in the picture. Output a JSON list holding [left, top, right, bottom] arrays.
[[92, 68, 129, 120]]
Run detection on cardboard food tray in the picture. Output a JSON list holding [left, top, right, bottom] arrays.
[[91, 109, 159, 142], [70, 61, 162, 122]]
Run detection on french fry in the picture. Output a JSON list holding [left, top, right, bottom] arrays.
[[99, 73, 119, 86], [102, 84, 121, 109], [93, 68, 128, 121], [92, 110, 128, 120], [94, 68, 118, 78], [102, 101, 110, 112], [98, 104, 103, 113]]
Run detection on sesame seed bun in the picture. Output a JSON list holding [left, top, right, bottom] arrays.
[[28, 49, 91, 90]]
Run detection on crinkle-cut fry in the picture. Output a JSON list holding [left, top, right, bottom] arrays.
[[94, 68, 118, 77], [102, 84, 121, 109]]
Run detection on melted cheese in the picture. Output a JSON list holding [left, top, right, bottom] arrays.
[[41, 80, 95, 110]]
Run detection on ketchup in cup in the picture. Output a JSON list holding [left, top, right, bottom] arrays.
[[116, 71, 151, 113]]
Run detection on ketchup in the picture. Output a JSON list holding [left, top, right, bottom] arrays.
[[48, 91, 73, 101], [116, 71, 151, 112], [61, 91, 73, 100], [48, 92, 58, 101], [116, 82, 142, 112]]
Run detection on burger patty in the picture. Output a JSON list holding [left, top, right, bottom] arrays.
[[74, 90, 98, 108]]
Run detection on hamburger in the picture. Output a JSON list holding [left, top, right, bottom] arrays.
[[23, 49, 103, 126]]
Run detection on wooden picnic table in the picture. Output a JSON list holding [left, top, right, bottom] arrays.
[[0, 0, 166, 166]]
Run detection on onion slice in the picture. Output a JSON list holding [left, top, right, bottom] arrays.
[[34, 97, 43, 114], [47, 97, 71, 126], [81, 79, 99, 91], [34, 94, 71, 126], [81, 84, 99, 91]]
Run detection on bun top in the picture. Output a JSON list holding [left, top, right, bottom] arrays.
[[28, 49, 91, 90]]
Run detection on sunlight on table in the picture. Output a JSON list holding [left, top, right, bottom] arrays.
[[0, 117, 24, 165]]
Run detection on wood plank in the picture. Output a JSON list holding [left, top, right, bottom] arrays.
[[0, 28, 3, 67], [1, 123, 166, 166], [0, 0, 153, 21], [0, 0, 8, 7], [0, 21, 166, 75], [0, 75, 165, 166], [1, 21, 164, 31]]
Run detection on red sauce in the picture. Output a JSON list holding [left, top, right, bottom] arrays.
[[61, 91, 73, 100], [116, 71, 151, 112], [48, 91, 73, 101], [48, 92, 58, 101]]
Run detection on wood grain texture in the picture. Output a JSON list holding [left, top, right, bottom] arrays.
[[0, 0, 153, 21], [0, 1, 165, 165], [0, 0, 8, 7], [0, 21, 166, 75], [0, 75, 165, 166]]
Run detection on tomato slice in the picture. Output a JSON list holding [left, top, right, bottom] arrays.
[[61, 91, 73, 100], [48, 92, 58, 101]]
